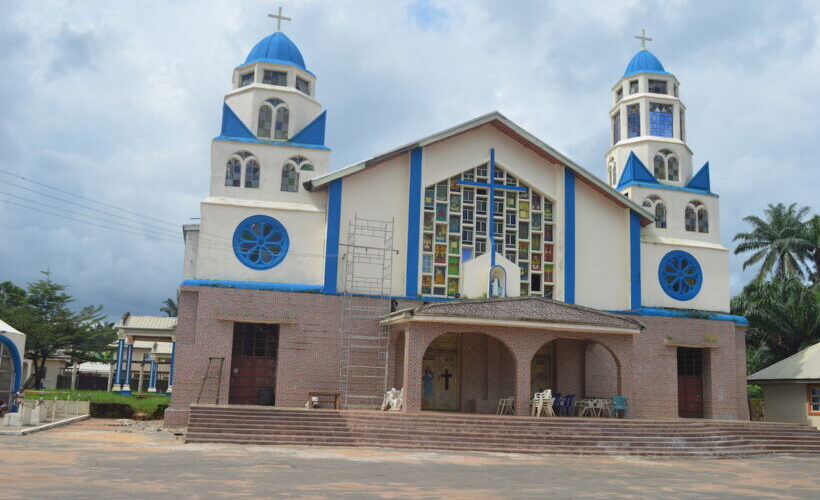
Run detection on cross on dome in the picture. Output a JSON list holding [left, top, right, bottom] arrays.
[[268, 6, 292, 32], [634, 28, 653, 50]]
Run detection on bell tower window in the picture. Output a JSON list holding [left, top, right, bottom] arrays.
[[612, 111, 621, 144], [257, 98, 289, 140], [295, 77, 311, 95], [649, 103, 673, 137], [239, 71, 254, 88], [629, 79, 639, 94], [263, 70, 287, 86], [225, 151, 258, 188], [653, 154, 666, 180], [648, 79, 667, 94], [627, 104, 640, 138], [642, 195, 667, 229], [685, 201, 708, 233]]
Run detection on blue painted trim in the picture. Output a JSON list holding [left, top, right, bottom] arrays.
[[220, 102, 255, 139], [323, 179, 343, 294], [406, 147, 423, 297], [291, 110, 327, 146], [236, 59, 317, 77], [629, 212, 642, 310], [182, 279, 323, 293], [114, 339, 124, 388], [148, 360, 158, 391], [686, 162, 711, 191], [609, 307, 749, 326], [489, 149, 497, 269], [213, 135, 331, 151], [456, 180, 528, 193], [168, 341, 176, 389], [0, 334, 23, 411], [616, 152, 659, 190], [123, 344, 133, 392], [618, 181, 719, 197], [564, 169, 576, 304], [658, 250, 703, 301]]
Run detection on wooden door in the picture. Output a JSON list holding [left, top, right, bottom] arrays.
[[420, 334, 460, 411], [677, 347, 704, 418], [228, 323, 279, 405]]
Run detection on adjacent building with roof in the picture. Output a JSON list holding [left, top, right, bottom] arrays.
[[748, 342, 820, 428], [0, 318, 26, 410], [165, 23, 749, 427]]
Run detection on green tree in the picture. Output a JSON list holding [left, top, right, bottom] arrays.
[[732, 276, 820, 366], [160, 297, 178, 317], [733, 203, 815, 280], [0, 271, 116, 388]]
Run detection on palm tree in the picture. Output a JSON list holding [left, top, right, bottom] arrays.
[[733, 203, 815, 280], [808, 215, 820, 284], [160, 297, 178, 317], [732, 276, 819, 363]]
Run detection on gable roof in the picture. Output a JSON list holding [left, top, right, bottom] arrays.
[[686, 162, 711, 191], [748, 342, 820, 383], [616, 151, 659, 190], [305, 111, 654, 224], [384, 296, 644, 334]]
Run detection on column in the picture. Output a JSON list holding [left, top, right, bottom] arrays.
[[402, 327, 422, 412], [137, 360, 145, 393], [514, 348, 531, 416], [112, 339, 124, 392], [121, 343, 134, 395], [147, 360, 158, 393], [166, 341, 176, 394]]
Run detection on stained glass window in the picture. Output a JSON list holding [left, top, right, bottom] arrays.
[[280, 164, 298, 192], [643, 195, 666, 229], [263, 70, 287, 86], [612, 111, 621, 144], [685, 205, 697, 232], [244, 159, 260, 188], [420, 165, 554, 298], [697, 207, 709, 233], [240, 71, 254, 87], [629, 79, 639, 94], [648, 79, 667, 94], [257, 105, 272, 137], [225, 157, 242, 187], [649, 102, 673, 137], [627, 104, 641, 138], [668, 156, 679, 181], [654, 154, 666, 180], [275, 106, 289, 140]]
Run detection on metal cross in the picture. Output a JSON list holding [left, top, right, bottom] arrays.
[[635, 28, 653, 49], [268, 6, 291, 32]]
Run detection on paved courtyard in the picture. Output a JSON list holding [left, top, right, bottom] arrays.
[[0, 419, 818, 499]]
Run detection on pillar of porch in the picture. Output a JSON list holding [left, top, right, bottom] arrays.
[[167, 341, 176, 394], [147, 360, 158, 393], [121, 343, 134, 395], [401, 327, 423, 412], [514, 348, 531, 416], [112, 338, 124, 392]]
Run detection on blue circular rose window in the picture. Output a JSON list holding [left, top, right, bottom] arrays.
[[658, 250, 702, 301], [232, 215, 289, 270]]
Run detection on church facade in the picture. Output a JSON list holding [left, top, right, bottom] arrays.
[[165, 26, 749, 426]]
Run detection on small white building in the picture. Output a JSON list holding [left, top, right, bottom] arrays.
[[0, 318, 26, 409], [748, 342, 820, 428]]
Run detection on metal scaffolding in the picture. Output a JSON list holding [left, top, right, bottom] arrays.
[[338, 215, 394, 409]]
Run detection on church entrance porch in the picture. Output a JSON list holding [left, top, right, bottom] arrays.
[[228, 323, 280, 405]]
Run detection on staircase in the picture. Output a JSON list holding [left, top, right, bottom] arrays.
[[185, 405, 820, 457]]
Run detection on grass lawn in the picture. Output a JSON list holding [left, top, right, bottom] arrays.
[[24, 390, 170, 415]]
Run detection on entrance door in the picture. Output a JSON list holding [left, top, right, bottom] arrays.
[[421, 333, 460, 410], [229, 323, 279, 405], [677, 347, 704, 418]]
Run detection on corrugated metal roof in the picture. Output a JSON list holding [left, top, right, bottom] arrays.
[[0, 317, 23, 335], [120, 315, 177, 330], [748, 342, 820, 382]]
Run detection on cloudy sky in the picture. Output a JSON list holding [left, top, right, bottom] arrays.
[[0, 0, 817, 319]]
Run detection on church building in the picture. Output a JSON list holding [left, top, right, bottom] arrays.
[[165, 22, 749, 426]]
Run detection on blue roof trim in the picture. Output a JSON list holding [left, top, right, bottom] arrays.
[[618, 180, 720, 197], [564, 169, 576, 304], [244, 32, 309, 72], [220, 102, 255, 139], [291, 111, 327, 146], [213, 135, 331, 151], [616, 152, 659, 190], [623, 49, 672, 77], [687, 162, 711, 191], [608, 306, 749, 326], [323, 179, 342, 293], [182, 279, 323, 293], [235, 59, 317, 77], [629, 212, 642, 310]]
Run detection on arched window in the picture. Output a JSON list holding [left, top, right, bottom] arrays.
[[653, 154, 666, 180], [668, 156, 679, 181], [280, 156, 313, 192], [225, 151, 257, 188], [245, 158, 260, 188], [697, 205, 709, 233], [642, 195, 667, 229], [257, 98, 288, 140], [685, 200, 705, 232], [607, 158, 616, 186]]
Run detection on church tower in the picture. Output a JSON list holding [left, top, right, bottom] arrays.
[[183, 9, 331, 287], [605, 31, 729, 313]]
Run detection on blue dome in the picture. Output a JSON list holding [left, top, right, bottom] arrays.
[[623, 49, 671, 77], [244, 32, 308, 72]]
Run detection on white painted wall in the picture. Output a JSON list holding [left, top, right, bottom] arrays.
[[574, 181, 631, 310], [761, 383, 820, 429]]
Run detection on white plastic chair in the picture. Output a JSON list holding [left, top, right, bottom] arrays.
[[497, 396, 515, 415]]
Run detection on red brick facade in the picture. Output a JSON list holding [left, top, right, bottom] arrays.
[[165, 286, 749, 426]]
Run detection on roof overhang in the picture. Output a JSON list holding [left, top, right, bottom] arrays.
[[383, 312, 641, 335], [304, 111, 654, 225]]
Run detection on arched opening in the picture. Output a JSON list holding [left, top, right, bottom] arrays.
[[530, 338, 621, 403], [0, 335, 22, 409], [421, 332, 515, 413]]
